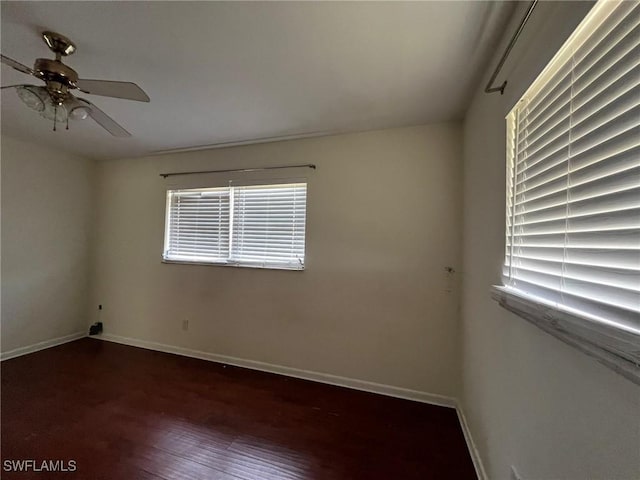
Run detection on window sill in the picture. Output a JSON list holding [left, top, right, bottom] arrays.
[[491, 285, 640, 385], [161, 259, 304, 271]]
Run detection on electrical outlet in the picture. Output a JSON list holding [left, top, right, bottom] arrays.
[[510, 466, 522, 480], [182, 320, 189, 331]]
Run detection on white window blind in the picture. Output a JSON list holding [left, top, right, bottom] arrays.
[[230, 184, 307, 269], [164, 183, 307, 270], [504, 0, 640, 335], [165, 187, 230, 263]]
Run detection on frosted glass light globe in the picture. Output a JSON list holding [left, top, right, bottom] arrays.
[[41, 100, 68, 122], [16, 86, 45, 112], [69, 106, 90, 120]]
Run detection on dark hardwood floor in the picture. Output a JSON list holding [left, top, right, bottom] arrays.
[[1, 338, 476, 479]]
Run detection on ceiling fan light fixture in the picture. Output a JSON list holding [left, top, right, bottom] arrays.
[[16, 85, 45, 113], [17, 85, 68, 122]]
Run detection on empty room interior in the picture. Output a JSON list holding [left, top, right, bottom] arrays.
[[1, 1, 639, 479]]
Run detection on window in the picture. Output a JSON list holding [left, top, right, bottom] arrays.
[[163, 182, 307, 270], [495, 0, 639, 382]]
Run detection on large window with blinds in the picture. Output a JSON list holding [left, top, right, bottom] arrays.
[[163, 183, 307, 270], [498, 0, 639, 378]]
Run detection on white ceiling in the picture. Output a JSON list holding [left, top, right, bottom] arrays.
[[1, 1, 514, 160]]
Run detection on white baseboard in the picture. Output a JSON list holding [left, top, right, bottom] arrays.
[[0, 331, 87, 361], [456, 401, 487, 480], [94, 333, 457, 409]]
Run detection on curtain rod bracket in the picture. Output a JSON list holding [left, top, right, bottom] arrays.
[[486, 81, 507, 95]]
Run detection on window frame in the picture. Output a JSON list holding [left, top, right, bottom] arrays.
[[493, 0, 640, 384], [162, 181, 308, 271]]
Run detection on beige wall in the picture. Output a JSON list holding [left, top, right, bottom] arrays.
[[91, 123, 463, 396], [1, 136, 95, 353], [461, 2, 640, 479]]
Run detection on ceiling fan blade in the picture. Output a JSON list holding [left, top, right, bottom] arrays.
[[1, 54, 34, 76], [0, 84, 37, 90], [76, 97, 131, 137], [75, 79, 150, 102]]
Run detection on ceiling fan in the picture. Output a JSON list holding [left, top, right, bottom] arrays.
[[1, 31, 149, 137]]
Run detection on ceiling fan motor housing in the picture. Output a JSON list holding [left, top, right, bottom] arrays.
[[34, 58, 78, 104], [32, 32, 79, 104]]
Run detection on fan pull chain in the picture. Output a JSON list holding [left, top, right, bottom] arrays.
[[66, 114, 70, 130], [53, 104, 57, 132]]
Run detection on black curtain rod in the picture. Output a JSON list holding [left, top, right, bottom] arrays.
[[159, 164, 316, 179], [485, 0, 539, 95]]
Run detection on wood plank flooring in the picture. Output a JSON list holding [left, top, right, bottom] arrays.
[[1, 338, 476, 479]]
